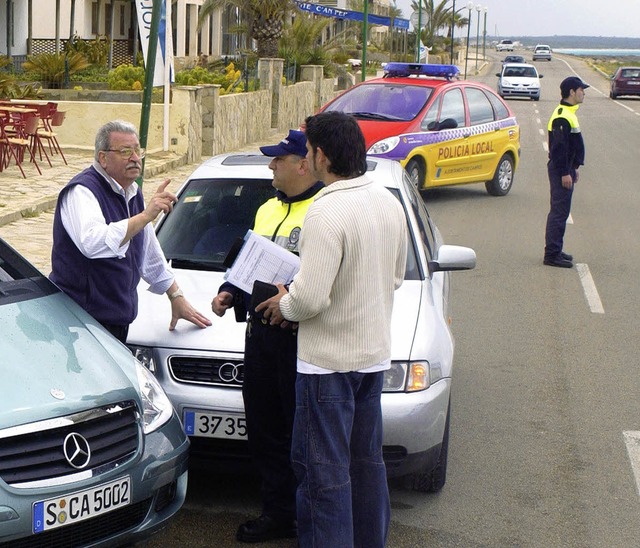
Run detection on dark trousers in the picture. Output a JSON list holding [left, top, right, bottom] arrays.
[[544, 165, 574, 259], [243, 319, 298, 523], [100, 322, 129, 344]]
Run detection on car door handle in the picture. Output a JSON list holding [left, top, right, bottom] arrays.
[[463, 132, 471, 138]]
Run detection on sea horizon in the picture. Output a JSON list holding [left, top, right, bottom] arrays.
[[554, 48, 640, 57]]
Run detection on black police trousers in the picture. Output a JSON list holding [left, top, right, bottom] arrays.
[[545, 165, 575, 260], [243, 318, 298, 523]]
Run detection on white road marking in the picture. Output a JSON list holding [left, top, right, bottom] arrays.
[[623, 431, 640, 496], [567, 213, 573, 224], [576, 263, 604, 314], [539, 128, 545, 136]]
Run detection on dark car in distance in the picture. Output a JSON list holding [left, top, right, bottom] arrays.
[[502, 55, 526, 64], [610, 66, 640, 99]]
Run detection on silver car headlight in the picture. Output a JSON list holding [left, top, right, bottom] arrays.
[[135, 359, 173, 434], [383, 360, 444, 393], [368, 136, 400, 155], [129, 345, 156, 373]]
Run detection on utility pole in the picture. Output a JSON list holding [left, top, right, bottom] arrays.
[[138, 0, 162, 187]]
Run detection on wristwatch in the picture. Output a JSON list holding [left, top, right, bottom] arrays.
[[168, 288, 184, 301]]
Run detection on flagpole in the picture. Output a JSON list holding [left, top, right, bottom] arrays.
[[163, 0, 171, 151], [138, 0, 162, 187]]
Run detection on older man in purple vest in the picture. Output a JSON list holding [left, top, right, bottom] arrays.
[[51, 120, 210, 343]]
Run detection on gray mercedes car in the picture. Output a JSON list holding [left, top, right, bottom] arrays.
[[0, 238, 189, 547], [128, 155, 475, 492]]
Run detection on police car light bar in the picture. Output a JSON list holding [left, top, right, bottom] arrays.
[[383, 63, 460, 79]]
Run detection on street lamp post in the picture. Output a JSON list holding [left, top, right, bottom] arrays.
[[449, 0, 456, 64], [475, 4, 481, 73], [482, 7, 488, 60], [463, 1, 473, 79], [416, 0, 423, 63]]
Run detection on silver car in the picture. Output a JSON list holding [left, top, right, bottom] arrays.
[[128, 155, 475, 492], [0, 238, 189, 546], [497, 62, 543, 101]]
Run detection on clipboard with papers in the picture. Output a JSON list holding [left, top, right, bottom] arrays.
[[223, 230, 300, 294]]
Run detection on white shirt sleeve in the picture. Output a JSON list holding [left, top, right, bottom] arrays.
[[140, 225, 175, 294], [60, 185, 129, 259], [60, 185, 175, 294]]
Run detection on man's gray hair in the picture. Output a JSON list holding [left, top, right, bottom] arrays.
[[95, 120, 139, 161]]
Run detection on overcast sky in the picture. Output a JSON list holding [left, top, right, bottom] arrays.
[[394, 0, 640, 38]]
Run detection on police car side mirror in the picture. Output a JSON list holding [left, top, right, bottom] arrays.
[[437, 118, 458, 131], [496, 73, 501, 77]]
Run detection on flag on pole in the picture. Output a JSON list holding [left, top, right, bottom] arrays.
[[135, 0, 174, 87]]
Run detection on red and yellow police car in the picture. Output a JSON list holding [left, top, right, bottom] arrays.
[[320, 63, 521, 196]]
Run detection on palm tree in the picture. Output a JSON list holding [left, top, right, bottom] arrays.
[[410, 0, 453, 49], [198, 0, 296, 58]]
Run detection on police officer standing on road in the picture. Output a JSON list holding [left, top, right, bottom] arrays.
[[544, 76, 589, 268], [211, 130, 323, 543]]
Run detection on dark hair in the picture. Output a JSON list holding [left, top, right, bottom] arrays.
[[304, 112, 367, 178]]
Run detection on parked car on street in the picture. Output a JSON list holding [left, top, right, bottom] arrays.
[[0, 238, 189, 547], [496, 39, 514, 52], [497, 62, 544, 101], [609, 66, 640, 98], [127, 154, 476, 493], [532, 44, 552, 61], [317, 62, 521, 196]]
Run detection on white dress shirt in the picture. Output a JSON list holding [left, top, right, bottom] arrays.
[[59, 161, 174, 295]]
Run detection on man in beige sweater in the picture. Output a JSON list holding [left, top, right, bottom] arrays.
[[257, 111, 408, 548]]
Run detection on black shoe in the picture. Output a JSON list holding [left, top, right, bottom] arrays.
[[544, 256, 573, 268], [236, 515, 297, 543], [561, 251, 573, 261]]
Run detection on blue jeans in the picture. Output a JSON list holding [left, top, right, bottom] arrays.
[[292, 371, 390, 548]]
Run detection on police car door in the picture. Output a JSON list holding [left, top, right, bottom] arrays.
[[422, 87, 470, 187], [459, 86, 505, 182]]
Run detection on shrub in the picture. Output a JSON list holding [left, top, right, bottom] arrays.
[[107, 64, 146, 91], [22, 52, 90, 88], [0, 74, 43, 99], [65, 34, 110, 67], [174, 62, 247, 94]]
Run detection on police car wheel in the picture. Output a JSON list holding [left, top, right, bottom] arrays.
[[405, 158, 425, 191], [486, 154, 514, 196]]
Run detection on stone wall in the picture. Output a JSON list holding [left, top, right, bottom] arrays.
[[51, 63, 349, 161]]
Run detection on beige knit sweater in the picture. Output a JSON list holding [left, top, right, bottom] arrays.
[[279, 174, 407, 371]]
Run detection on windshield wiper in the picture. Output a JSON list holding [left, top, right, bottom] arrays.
[[350, 112, 399, 121], [168, 258, 226, 272]]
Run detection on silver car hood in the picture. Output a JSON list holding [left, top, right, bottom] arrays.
[[0, 293, 140, 429], [128, 268, 422, 359]]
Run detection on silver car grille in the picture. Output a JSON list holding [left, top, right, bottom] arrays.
[[0, 401, 139, 488], [169, 356, 244, 388]]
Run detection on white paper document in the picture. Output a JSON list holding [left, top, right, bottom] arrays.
[[224, 230, 300, 294]]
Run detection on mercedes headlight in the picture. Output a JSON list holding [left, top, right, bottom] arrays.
[[135, 359, 173, 433]]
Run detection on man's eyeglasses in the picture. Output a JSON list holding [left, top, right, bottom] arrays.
[[103, 147, 146, 159]]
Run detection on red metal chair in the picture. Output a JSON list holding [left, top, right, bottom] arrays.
[[34, 105, 67, 165], [0, 112, 42, 177]]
